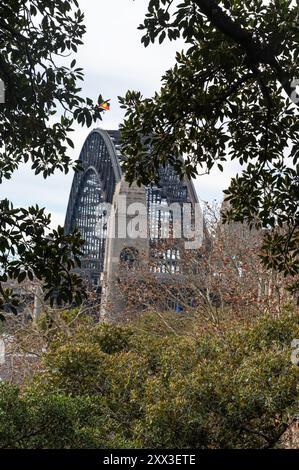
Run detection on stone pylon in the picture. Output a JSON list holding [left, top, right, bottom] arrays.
[[100, 177, 148, 321]]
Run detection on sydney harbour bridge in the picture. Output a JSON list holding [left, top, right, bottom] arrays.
[[64, 129, 199, 300]]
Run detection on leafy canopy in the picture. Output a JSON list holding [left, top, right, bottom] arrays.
[[119, 0, 299, 278], [0, 0, 105, 310]]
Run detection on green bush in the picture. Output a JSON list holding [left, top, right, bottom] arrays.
[[0, 312, 298, 448]]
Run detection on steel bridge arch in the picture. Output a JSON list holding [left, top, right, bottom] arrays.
[[64, 129, 122, 284], [65, 128, 200, 286]]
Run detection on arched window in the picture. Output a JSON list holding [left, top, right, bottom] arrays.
[[120, 247, 139, 269]]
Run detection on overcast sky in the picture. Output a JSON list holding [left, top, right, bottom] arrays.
[[0, 0, 240, 228]]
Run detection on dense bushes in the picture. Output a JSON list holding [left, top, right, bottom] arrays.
[[0, 312, 298, 448]]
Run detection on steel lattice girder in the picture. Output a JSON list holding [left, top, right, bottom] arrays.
[[64, 129, 199, 284]]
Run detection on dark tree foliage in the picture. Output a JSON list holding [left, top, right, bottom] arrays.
[[0, 0, 105, 311], [0, 200, 86, 316], [119, 0, 299, 283]]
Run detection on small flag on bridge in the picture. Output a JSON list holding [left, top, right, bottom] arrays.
[[98, 101, 110, 111]]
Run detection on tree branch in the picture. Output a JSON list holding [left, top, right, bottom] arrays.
[[193, 0, 298, 105]]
